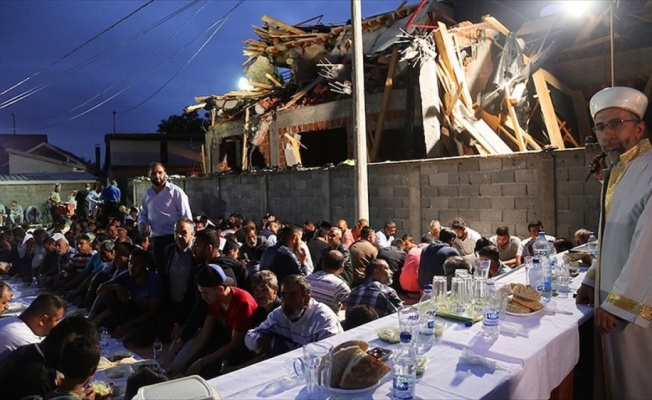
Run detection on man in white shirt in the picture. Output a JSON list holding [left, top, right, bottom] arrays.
[[0, 293, 65, 363], [245, 274, 342, 357], [307, 250, 351, 314], [516, 220, 555, 264], [489, 226, 522, 267], [138, 162, 193, 276], [450, 217, 481, 261], [375, 220, 397, 249]]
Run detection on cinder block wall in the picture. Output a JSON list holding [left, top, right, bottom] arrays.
[[133, 147, 603, 241], [0, 181, 94, 214]]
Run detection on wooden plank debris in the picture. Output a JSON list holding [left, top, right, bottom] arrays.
[[371, 48, 399, 162]]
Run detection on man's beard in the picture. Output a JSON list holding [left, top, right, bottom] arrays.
[[283, 305, 304, 321]]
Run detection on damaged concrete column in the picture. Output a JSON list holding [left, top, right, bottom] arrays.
[[419, 56, 442, 158]]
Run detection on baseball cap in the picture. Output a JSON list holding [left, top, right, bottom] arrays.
[[207, 264, 235, 286]]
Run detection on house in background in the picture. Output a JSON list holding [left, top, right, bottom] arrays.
[[104, 133, 205, 205]]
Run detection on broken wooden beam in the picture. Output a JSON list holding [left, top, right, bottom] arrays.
[[532, 70, 565, 149]]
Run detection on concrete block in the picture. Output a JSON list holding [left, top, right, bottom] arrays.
[[470, 197, 489, 210], [502, 183, 527, 197], [473, 222, 492, 237], [502, 209, 527, 224], [438, 185, 459, 197], [556, 196, 570, 211], [448, 173, 462, 185], [394, 186, 410, 197], [437, 161, 458, 173], [440, 210, 461, 226], [450, 197, 470, 209], [480, 209, 500, 222], [502, 156, 528, 170], [478, 157, 503, 172], [490, 170, 515, 184], [469, 173, 491, 185], [428, 173, 448, 186], [493, 197, 515, 210], [458, 158, 479, 172], [558, 181, 585, 196], [515, 196, 538, 210], [479, 184, 502, 197], [429, 196, 448, 210], [525, 183, 539, 196], [514, 169, 537, 183], [459, 184, 480, 197]]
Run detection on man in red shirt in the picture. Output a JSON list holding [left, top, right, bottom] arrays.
[[171, 264, 257, 378]]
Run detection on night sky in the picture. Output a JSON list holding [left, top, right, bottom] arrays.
[[0, 0, 403, 161]]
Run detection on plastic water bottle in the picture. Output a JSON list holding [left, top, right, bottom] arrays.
[[529, 258, 544, 293], [481, 280, 500, 341], [416, 285, 437, 355], [31, 276, 39, 288], [99, 327, 111, 352], [587, 232, 598, 258], [392, 332, 417, 400], [153, 337, 163, 362]]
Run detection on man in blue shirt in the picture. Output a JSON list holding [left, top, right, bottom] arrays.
[[101, 179, 121, 224], [138, 162, 193, 275]]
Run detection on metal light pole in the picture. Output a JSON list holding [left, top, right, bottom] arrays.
[[351, 0, 369, 220]]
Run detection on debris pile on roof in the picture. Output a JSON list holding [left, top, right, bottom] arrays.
[[187, 0, 647, 172]]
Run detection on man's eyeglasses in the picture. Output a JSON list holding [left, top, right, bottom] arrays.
[[592, 119, 639, 134]]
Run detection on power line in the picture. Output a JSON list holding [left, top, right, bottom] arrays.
[[2, 0, 204, 112], [117, 0, 245, 113], [0, 0, 155, 97], [21, 0, 245, 132]]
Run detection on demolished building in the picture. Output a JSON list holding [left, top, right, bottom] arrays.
[[186, 0, 652, 173]]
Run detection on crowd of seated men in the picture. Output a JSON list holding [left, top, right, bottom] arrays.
[[0, 207, 592, 398]]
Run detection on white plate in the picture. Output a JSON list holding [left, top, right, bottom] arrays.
[[329, 381, 381, 394], [505, 307, 543, 317]]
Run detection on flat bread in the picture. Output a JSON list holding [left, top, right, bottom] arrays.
[[331, 346, 359, 388], [333, 340, 369, 354], [507, 300, 532, 314], [511, 296, 544, 311], [513, 283, 541, 302], [338, 348, 391, 389]]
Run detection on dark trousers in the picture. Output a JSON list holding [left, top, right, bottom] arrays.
[[151, 234, 175, 276]]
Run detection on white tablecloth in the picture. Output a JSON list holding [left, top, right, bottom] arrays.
[[210, 266, 593, 399]]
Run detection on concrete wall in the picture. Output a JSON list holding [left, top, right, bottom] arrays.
[[133, 147, 603, 241], [0, 181, 94, 215]]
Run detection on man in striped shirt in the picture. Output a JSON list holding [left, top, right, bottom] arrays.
[[307, 250, 351, 314]]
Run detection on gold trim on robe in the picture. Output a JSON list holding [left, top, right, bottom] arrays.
[[605, 291, 652, 322]]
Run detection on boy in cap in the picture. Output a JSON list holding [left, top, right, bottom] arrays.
[[576, 86, 652, 399], [168, 264, 257, 378]]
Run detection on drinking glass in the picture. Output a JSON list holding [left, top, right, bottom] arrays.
[[450, 277, 467, 314], [432, 276, 448, 306], [471, 278, 487, 316], [476, 259, 490, 279], [557, 257, 571, 297], [303, 342, 332, 397]]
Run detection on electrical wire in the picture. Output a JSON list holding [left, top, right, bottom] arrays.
[[2, 0, 204, 112], [0, 0, 155, 97], [117, 0, 245, 113], [21, 0, 245, 131]]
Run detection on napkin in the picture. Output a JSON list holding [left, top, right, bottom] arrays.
[[459, 349, 509, 372], [500, 321, 529, 338]]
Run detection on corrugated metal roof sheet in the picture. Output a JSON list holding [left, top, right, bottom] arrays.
[[0, 172, 97, 182]]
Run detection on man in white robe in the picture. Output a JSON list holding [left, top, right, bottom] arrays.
[[576, 86, 652, 399]]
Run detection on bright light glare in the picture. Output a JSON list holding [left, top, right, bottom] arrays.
[[238, 77, 253, 91], [563, 1, 591, 17]]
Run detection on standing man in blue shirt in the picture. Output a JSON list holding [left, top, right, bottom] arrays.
[[101, 179, 121, 224], [138, 162, 193, 275]]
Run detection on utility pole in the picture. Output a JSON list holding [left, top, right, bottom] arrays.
[[113, 111, 116, 134], [11, 113, 16, 134], [351, 0, 369, 221]]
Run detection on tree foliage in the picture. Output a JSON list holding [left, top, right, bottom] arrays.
[[156, 111, 207, 135]]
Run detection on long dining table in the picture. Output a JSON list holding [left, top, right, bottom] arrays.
[[209, 265, 593, 399]]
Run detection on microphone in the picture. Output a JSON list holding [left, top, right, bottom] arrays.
[[585, 152, 607, 182]]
